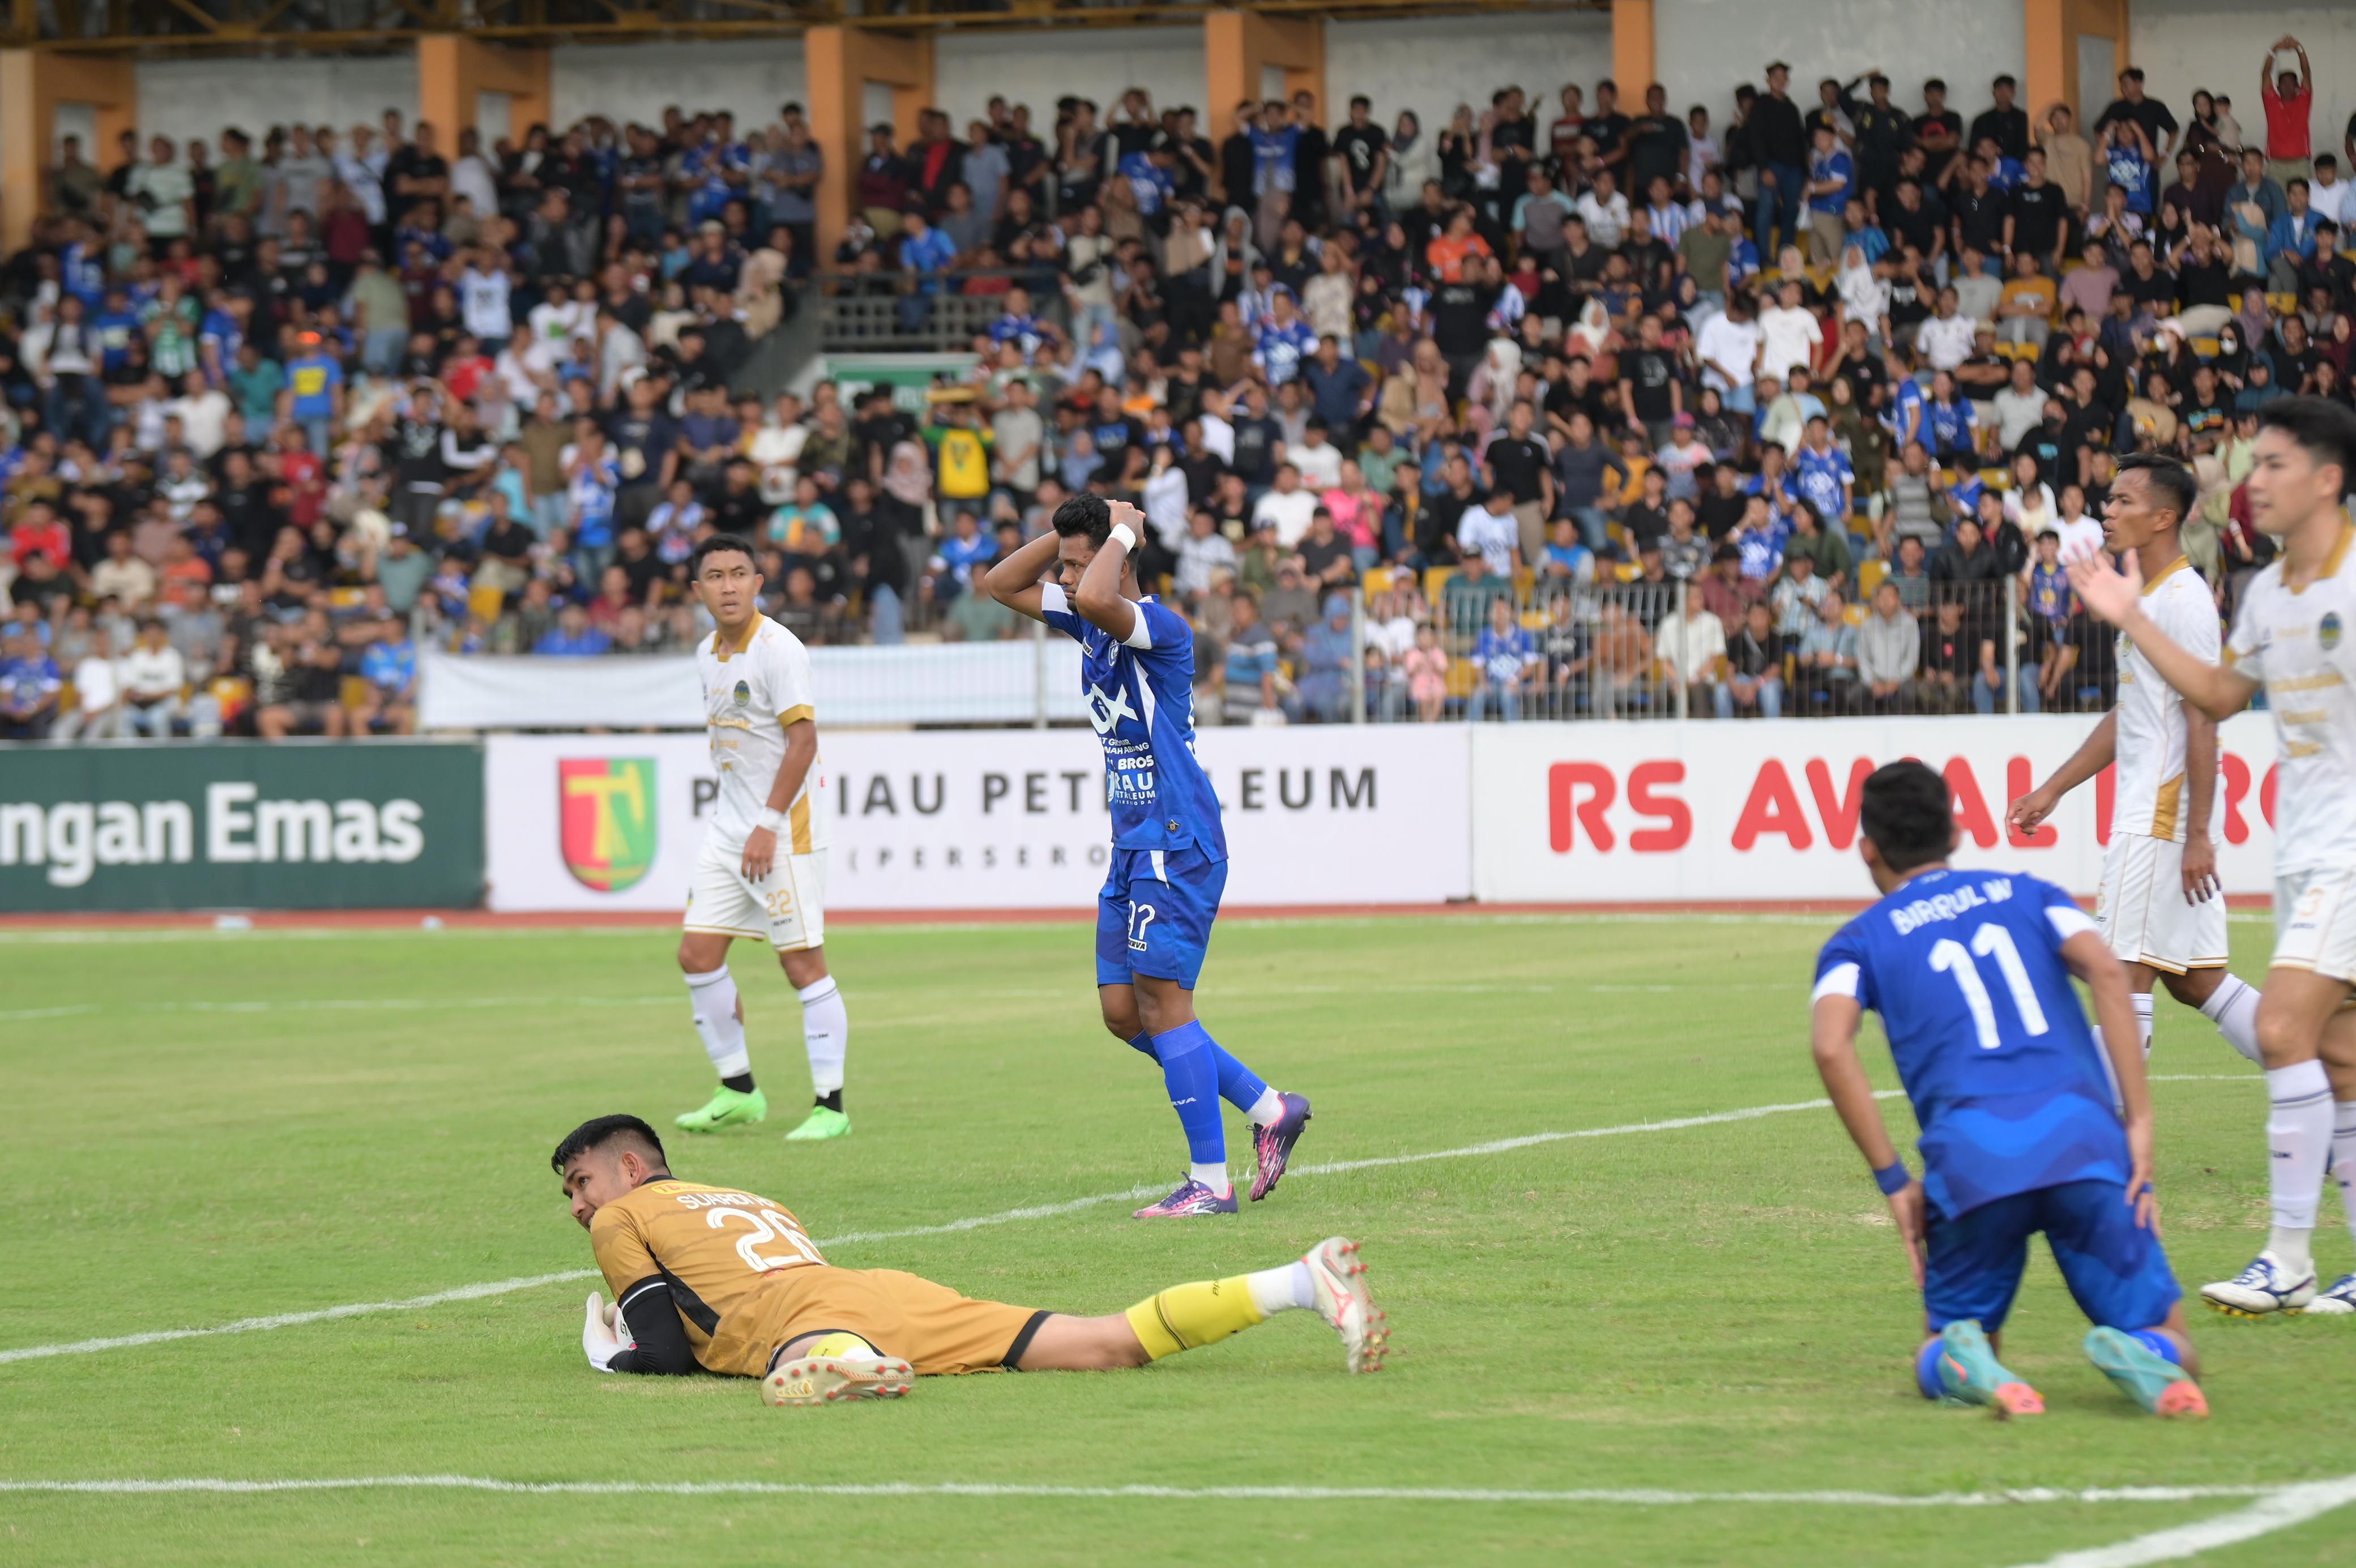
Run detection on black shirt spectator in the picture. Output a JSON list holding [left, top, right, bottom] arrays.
[[1748, 92, 1807, 169], [1487, 432, 1550, 503], [1968, 104, 2030, 162], [2011, 178, 2067, 258]]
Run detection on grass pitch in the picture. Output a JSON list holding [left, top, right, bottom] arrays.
[[3, 912, 2353, 1566]]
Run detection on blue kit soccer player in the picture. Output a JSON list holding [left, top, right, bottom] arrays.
[[1809, 762, 2206, 1418], [985, 495, 1312, 1217]]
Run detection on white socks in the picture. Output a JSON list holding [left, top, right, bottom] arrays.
[[2267, 1059, 2333, 1276], [1244, 1087, 1286, 1128], [1190, 1161, 1232, 1197], [685, 967, 750, 1080], [799, 976, 848, 1097], [2336, 1101, 2356, 1264], [2199, 974, 2265, 1064], [1245, 1261, 1316, 1316], [2131, 991, 2154, 1056]]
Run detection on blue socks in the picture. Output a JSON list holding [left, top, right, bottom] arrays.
[[1915, 1339, 1945, 1400], [2128, 1328, 2182, 1366], [1150, 1020, 1226, 1164], [1128, 1028, 1269, 1114]]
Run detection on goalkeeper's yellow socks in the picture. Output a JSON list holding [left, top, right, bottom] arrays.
[[1124, 1263, 1316, 1360]]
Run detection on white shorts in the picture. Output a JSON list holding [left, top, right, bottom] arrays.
[[2094, 833, 2229, 975], [684, 835, 827, 952], [2272, 866, 2356, 985]]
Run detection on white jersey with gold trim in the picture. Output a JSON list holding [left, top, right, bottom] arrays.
[[2225, 520, 2356, 878], [696, 614, 830, 854], [2110, 556, 2220, 843]]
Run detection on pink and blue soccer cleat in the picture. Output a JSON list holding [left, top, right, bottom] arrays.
[[1249, 1093, 1313, 1202], [1131, 1178, 1239, 1219]]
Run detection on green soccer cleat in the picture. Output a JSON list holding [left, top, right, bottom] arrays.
[[1930, 1320, 2045, 1417], [784, 1105, 851, 1141], [2084, 1328, 2208, 1418], [676, 1085, 768, 1133]]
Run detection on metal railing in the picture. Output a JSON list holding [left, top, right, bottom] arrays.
[[812, 268, 1071, 353], [1203, 571, 2061, 724]]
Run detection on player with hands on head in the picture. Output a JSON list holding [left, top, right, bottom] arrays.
[[2067, 398, 2356, 1315], [1812, 762, 2204, 1419], [2006, 454, 2265, 1088], [984, 494, 1313, 1217]]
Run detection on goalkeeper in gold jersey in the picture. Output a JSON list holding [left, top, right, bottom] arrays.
[[554, 1114, 1387, 1405]]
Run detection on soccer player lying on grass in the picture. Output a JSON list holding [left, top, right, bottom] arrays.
[[1809, 762, 2206, 1420], [554, 1114, 1386, 1405]]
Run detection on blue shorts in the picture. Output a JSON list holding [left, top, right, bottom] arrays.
[[1922, 1179, 2180, 1335], [1095, 844, 1226, 991]]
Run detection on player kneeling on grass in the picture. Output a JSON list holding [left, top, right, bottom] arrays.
[[554, 1114, 1386, 1404], [1809, 762, 2205, 1420]]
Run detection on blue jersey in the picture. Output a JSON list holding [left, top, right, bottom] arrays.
[[1792, 446, 1853, 521], [1813, 868, 2124, 1219], [1039, 582, 1226, 861]]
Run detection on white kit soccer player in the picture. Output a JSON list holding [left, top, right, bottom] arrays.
[[673, 535, 851, 1143], [2069, 400, 2356, 1315], [2009, 455, 2264, 1084]]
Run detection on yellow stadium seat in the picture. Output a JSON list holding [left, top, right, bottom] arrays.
[[1445, 658, 1479, 698], [339, 675, 372, 709], [1615, 561, 1640, 582], [330, 586, 367, 609], [2267, 293, 2297, 315], [1361, 566, 1396, 596], [1423, 566, 1455, 601], [1859, 558, 1888, 597], [1844, 601, 1867, 626], [468, 583, 506, 623], [2192, 337, 2220, 357]]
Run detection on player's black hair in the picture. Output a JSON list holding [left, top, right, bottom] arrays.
[[551, 1114, 669, 1176], [1858, 761, 1954, 874], [2257, 396, 2356, 497], [2115, 452, 2197, 525], [689, 532, 761, 576], [1051, 492, 1113, 548]]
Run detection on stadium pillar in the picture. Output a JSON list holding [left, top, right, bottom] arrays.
[[0, 50, 134, 255], [806, 24, 936, 266], [1610, 0, 1654, 101], [1203, 10, 1324, 133], [417, 36, 552, 149], [2024, 0, 2131, 123]]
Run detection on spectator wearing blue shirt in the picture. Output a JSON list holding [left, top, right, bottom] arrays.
[[2101, 119, 2156, 216], [282, 331, 345, 460], [1300, 335, 1371, 433], [535, 604, 612, 656], [1468, 594, 1538, 722], [1792, 417, 1855, 524], [1804, 123, 1854, 264], [356, 634, 417, 734], [1922, 370, 1979, 466], [1220, 592, 1282, 724], [1250, 104, 1300, 198], [897, 207, 959, 331], [2266, 179, 2319, 292], [1252, 288, 1318, 385], [92, 288, 142, 373], [0, 627, 63, 740]]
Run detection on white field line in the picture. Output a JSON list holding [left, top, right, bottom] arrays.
[[0, 1092, 1890, 1367], [0, 981, 1808, 1024], [0, 1476, 2299, 1507], [2004, 1473, 2356, 1567]]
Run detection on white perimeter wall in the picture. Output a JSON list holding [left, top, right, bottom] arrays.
[[549, 41, 806, 134], [1653, 0, 2024, 129], [2132, 0, 2356, 164], [96, 4, 2350, 174], [1325, 11, 1612, 144], [134, 55, 418, 152], [934, 27, 1205, 130]]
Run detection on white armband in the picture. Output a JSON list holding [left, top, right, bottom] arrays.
[[1108, 521, 1139, 553], [758, 808, 790, 836]]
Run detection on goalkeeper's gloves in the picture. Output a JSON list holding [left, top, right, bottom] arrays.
[[583, 1291, 630, 1372]]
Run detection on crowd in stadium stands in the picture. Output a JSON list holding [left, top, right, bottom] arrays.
[[3, 39, 2355, 736]]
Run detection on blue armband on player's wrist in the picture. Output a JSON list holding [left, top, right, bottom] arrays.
[[1873, 1160, 1910, 1196]]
